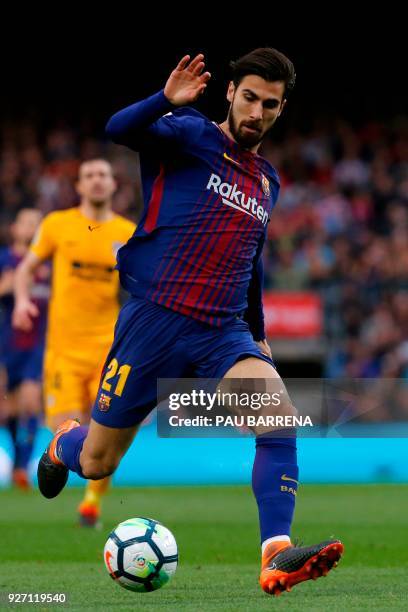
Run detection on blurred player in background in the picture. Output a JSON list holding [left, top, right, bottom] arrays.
[[13, 159, 135, 525], [0, 208, 48, 489]]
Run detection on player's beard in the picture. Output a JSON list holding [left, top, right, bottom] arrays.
[[228, 103, 264, 149], [89, 198, 109, 208]]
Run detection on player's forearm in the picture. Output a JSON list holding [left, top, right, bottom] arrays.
[[105, 90, 174, 144], [0, 271, 14, 296], [13, 260, 36, 304]]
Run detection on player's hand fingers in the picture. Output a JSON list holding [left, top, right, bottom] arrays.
[[192, 61, 205, 77], [187, 53, 204, 73], [175, 55, 191, 71], [197, 83, 208, 95], [12, 312, 31, 331], [22, 317, 32, 331], [263, 345, 272, 358], [200, 71, 211, 84], [28, 302, 39, 318]]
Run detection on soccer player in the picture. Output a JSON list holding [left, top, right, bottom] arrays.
[[13, 159, 135, 525], [0, 208, 47, 489], [36, 50, 343, 595]]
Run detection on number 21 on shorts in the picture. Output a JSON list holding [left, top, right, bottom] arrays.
[[101, 358, 132, 397]]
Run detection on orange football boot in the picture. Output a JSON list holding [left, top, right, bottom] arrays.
[[260, 538, 344, 596], [37, 419, 80, 499]]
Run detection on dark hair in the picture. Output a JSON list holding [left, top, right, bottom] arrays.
[[230, 47, 296, 97], [78, 158, 113, 176]]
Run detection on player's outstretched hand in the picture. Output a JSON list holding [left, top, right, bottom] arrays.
[[164, 54, 211, 106], [12, 299, 39, 332]]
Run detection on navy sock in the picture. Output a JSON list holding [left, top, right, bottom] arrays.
[[57, 426, 88, 479], [17, 415, 39, 470], [6, 417, 21, 469], [6, 416, 18, 445], [252, 431, 299, 544]]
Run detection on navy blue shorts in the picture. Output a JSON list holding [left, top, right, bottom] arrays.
[[3, 344, 44, 391], [91, 297, 275, 428]]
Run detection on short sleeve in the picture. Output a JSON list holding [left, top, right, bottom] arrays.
[[30, 213, 60, 260]]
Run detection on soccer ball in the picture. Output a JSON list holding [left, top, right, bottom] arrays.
[[104, 517, 178, 592]]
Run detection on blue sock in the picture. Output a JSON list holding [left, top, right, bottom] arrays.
[[6, 416, 18, 442], [6, 416, 26, 470], [252, 431, 298, 544], [6, 416, 21, 470], [57, 426, 88, 479], [18, 415, 39, 470]]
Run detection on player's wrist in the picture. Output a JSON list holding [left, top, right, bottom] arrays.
[[15, 295, 31, 309], [162, 88, 183, 107]]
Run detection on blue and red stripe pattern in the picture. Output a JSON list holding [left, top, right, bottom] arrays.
[[143, 164, 165, 234], [108, 101, 280, 332]]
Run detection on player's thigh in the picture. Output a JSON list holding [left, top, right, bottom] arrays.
[[223, 355, 279, 379], [222, 356, 297, 435], [192, 319, 295, 426], [81, 418, 139, 471]]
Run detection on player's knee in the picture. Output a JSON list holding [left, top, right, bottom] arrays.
[[81, 455, 119, 480], [19, 382, 42, 413]]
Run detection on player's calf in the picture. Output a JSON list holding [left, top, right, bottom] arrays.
[[80, 419, 139, 479], [37, 418, 138, 499], [80, 456, 119, 480]]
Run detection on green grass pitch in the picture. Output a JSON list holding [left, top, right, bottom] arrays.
[[0, 484, 407, 610]]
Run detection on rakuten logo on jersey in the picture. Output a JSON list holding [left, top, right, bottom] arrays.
[[206, 174, 269, 226]]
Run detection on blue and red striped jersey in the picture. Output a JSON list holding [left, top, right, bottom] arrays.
[[106, 91, 280, 339]]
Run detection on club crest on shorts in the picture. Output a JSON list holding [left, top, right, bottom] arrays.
[[261, 174, 270, 197], [98, 393, 112, 412]]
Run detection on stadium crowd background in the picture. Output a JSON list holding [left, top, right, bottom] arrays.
[[1, 35, 407, 422], [1, 116, 407, 376]]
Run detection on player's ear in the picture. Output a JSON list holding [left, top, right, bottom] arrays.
[[226, 81, 235, 103]]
